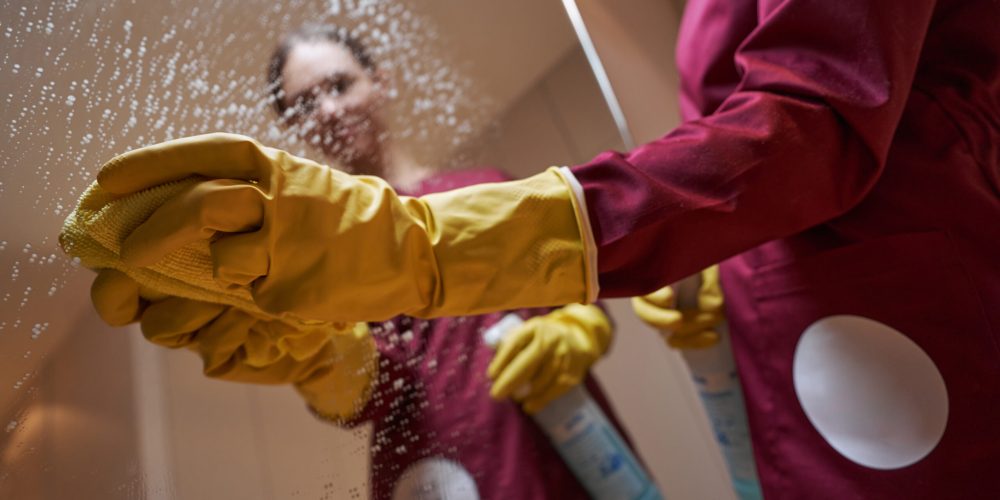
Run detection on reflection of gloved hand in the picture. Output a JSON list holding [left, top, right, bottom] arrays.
[[487, 304, 611, 414], [97, 133, 592, 323], [92, 268, 377, 421], [630, 266, 724, 349]]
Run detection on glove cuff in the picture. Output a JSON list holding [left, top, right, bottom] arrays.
[[411, 168, 592, 318]]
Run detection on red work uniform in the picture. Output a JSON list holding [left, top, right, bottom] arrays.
[[570, 0, 999, 498], [341, 168, 636, 500]]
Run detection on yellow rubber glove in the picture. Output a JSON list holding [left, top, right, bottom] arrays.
[[96, 133, 592, 323], [630, 266, 724, 349], [487, 304, 611, 414], [93, 269, 377, 421]]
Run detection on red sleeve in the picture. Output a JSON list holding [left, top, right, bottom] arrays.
[[572, 0, 936, 297], [675, 0, 758, 120]]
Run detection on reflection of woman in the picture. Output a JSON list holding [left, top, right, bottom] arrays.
[[92, 24, 647, 499], [92, 1, 999, 497]]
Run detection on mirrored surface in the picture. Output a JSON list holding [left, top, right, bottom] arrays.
[[1, 1, 631, 498]]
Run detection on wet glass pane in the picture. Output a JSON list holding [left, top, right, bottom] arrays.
[[0, 1, 632, 498]]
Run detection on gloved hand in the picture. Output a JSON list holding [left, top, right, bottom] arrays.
[[630, 266, 724, 349], [487, 304, 611, 414], [97, 133, 592, 323], [92, 268, 377, 421]]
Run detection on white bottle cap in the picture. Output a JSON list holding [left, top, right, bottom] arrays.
[[482, 313, 525, 347], [482, 313, 532, 399]]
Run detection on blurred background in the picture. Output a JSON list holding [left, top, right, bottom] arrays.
[[0, 0, 737, 498]]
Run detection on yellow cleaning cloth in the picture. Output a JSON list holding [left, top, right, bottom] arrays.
[[60, 177, 334, 329]]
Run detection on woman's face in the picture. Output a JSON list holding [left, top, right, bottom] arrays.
[[280, 40, 386, 166]]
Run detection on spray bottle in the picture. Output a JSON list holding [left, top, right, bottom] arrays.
[[671, 276, 763, 500], [484, 314, 664, 500]]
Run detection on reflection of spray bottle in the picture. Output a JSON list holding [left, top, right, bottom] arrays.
[[484, 314, 664, 500], [672, 278, 763, 500]]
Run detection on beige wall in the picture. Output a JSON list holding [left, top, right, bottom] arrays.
[[142, 341, 370, 499], [0, 306, 141, 500], [577, 0, 685, 144], [473, 47, 626, 171]]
